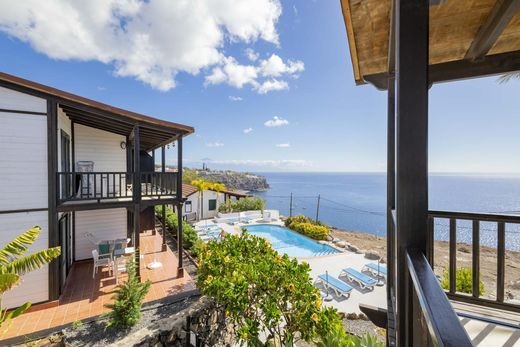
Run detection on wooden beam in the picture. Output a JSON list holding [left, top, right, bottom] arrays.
[[465, 0, 520, 61], [395, 0, 429, 344], [364, 50, 520, 90], [177, 136, 184, 277], [47, 98, 60, 301]]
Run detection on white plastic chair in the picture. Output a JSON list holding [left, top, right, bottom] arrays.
[[92, 249, 113, 279]]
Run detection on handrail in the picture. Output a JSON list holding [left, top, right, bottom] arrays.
[[406, 249, 473, 347], [57, 171, 178, 202], [428, 209, 520, 311], [429, 209, 520, 223]]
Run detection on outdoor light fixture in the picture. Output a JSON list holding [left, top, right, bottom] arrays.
[[120, 141, 126, 149]]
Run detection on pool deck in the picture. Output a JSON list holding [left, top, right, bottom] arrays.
[[194, 219, 387, 314]]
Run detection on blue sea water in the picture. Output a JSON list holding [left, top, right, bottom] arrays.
[[254, 172, 520, 250]]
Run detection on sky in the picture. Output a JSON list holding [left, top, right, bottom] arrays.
[[0, 0, 519, 173]]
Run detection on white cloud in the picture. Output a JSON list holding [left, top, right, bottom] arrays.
[[256, 79, 289, 94], [0, 0, 284, 91], [259, 54, 304, 77], [96, 86, 106, 91], [229, 96, 243, 101], [275, 143, 290, 148], [210, 159, 311, 168], [243, 127, 253, 134], [205, 53, 304, 94], [245, 48, 259, 62], [264, 116, 289, 127], [206, 142, 224, 147]]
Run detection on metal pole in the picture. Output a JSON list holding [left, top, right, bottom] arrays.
[[289, 193, 293, 217], [316, 194, 321, 223]]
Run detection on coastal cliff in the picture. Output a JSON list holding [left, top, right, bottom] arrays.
[[179, 167, 269, 192]]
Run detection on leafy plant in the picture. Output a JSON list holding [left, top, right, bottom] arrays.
[[198, 232, 365, 346], [71, 320, 84, 330], [218, 196, 265, 213], [285, 214, 329, 240], [440, 267, 484, 295], [154, 205, 199, 251], [0, 226, 61, 336], [105, 259, 151, 328]]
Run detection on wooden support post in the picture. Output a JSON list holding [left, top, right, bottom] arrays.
[[162, 145, 167, 252], [387, 75, 396, 295], [47, 99, 60, 300], [133, 125, 141, 277], [395, 0, 429, 345], [177, 137, 184, 277], [449, 218, 457, 294]]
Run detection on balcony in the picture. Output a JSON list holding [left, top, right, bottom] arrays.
[[57, 171, 179, 209]]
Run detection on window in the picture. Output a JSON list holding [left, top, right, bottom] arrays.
[[185, 201, 192, 213], [208, 199, 217, 211]]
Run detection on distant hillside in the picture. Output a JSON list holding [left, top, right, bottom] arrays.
[[183, 168, 269, 192]]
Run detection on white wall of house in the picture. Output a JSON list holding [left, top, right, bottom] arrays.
[[0, 211, 49, 309], [0, 86, 46, 113], [0, 113, 47, 211], [75, 123, 126, 172], [184, 190, 232, 220], [57, 106, 72, 172], [182, 193, 198, 220], [0, 87, 49, 308], [75, 208, 127, 261]]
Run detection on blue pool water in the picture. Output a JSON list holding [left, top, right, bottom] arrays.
[[244, 224, 339, 257]]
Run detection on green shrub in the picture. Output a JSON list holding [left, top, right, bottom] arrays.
[[218, 196, 265, 213], [440, 267, 484, 295], [199, 232, 341, 345], [105, 259, 151, 328], [285, 214, 329, 240], [290, 222, 329, 240], [154, 205, 198, 251]]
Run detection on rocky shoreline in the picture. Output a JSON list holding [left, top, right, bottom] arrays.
[[330, 228, 520, 303], [197, 169, 269, 191]]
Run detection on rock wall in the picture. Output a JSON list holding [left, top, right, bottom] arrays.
[[120, 297, 235, 347]]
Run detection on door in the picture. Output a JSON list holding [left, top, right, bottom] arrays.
[[58, 213, 72, 293], [60, 130, 71, 198]]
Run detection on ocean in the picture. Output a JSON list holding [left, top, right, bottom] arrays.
[[254, 172, 520, 251]]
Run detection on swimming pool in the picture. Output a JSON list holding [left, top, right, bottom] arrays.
[[244, 224, 339, 257]]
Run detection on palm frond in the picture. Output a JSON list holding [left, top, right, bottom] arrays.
[[498, 71, 520, 84], [0, 227, 41, 266], [1, 247, 61, 276], [0, 273, 21, 293]]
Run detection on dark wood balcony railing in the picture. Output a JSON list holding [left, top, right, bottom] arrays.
[[57, 171, 178, 203], [428, 210, 520, 313], [140, 172, 177, 197], [407, 249, 473, 347]]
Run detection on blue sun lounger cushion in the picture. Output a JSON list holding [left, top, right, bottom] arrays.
[[364, 263, 387, 277], [314, 273, 353, 299], [340, 267, 377, 290]]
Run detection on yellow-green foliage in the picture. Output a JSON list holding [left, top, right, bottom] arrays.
[[285, 215, 329, 241], [440, 267, 484, 295], [154, 206, 199, 253]]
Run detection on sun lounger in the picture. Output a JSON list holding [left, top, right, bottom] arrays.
[[340, 267, 377, 290], [362, 263, 387, 279], [314, 274, 353, 299]]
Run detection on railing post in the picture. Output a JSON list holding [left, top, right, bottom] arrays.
[[497, 221, 505, 302], [449, 218, 457, 294], [472, 220, 480, 298]]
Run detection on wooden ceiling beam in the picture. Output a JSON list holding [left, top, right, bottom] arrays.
[[364, 50, 520, 90], [464, 0, 520, 61]]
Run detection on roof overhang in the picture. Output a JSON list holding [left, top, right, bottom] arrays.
[[0, 72, 194, 150], [340, 0, 520, 90]]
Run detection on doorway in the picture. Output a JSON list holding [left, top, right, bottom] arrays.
[[58, 213, 73, 294]]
